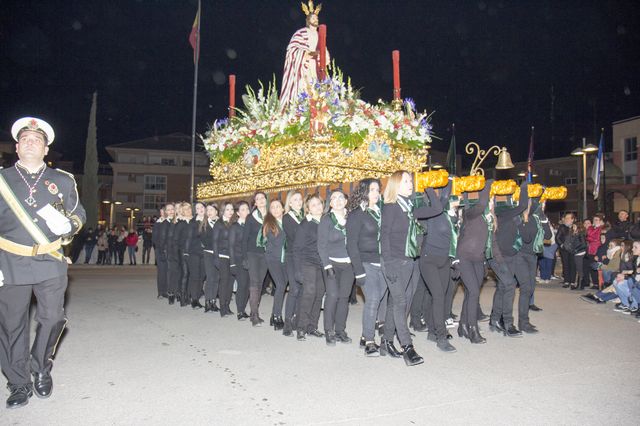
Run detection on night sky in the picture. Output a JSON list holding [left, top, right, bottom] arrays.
[[1, 0, 639, 166]]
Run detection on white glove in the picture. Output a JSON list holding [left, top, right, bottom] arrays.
[[0, 270, 4, 287], [46, 219, 72, 236]]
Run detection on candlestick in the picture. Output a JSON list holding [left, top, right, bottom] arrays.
[[318, 24, 327, 80], [392, 50, 400, 101], [229, 74, 236, 118]]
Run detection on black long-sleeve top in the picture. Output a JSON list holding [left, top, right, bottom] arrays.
[[242, 210, 266, 255], [229, 221, 246, 267], [317, 212, 350, 268], [457, 181, 491, 262], [519, 202, 552, 255], [265, 225, 287, 264], [200, 219, 216, 252], [212, 220, 232, 257], [166, 221, 179, 259], [346, 206, 380, 278], [495, 183, 529, 258], [152, 220, 167, 252], [418, 186, 451, 258], [293, 218, 322, 267], [381, 193, 443, 262], [185, 219, 204, 255], [175, 219, 191, 255], [555, 223, 573, 251], [283, 211, 303, 256]]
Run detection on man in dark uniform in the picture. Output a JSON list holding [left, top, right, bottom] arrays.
[[0, 117, 85, 409]]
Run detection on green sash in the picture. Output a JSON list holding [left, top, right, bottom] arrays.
[[278, 219, 286, 263], [482, 206, 494, 260], [445, 210, 458, 258], [254, 209, 267, 249], [512, 229, 523, 252], [532, 214, 545, 254], [329, 211, 347, 243], [366, 206, 381, 254], [398, 197, 421, 258]]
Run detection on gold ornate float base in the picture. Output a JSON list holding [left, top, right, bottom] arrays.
[[197, 136, 428, 201]]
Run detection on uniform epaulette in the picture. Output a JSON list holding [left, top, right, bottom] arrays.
[[55, 168, 77, 181]]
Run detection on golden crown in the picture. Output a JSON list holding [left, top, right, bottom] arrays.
[[301, 0, 322, 16]]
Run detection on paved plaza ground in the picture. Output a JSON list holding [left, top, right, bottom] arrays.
[[3, 265, 639, 425]]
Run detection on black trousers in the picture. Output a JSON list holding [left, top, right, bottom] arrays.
[[559, 248, 575, 284], [217, 257, 233, 310], [266, 258, 288, 317], [323, 261, 355, 334], [444, 275, 459, 318], [203, 252, 219, 301], [117, 245, 126, 265], [167, 250, 181, 294], [382, 258, 419, 347], [187, 253, 204, 300], [142, 245, 152, 264], [232, 264, 249, 313], [409, 274, 430, 328], [514, 252, 536, 326], [458, 259, 484, 327], [284, 259, 301, 320], [583, 254, 598, 288], [156, 250, 168, 296], [297, 262, 325, 333], [0, 276, 68, 386], [97, 250, 107, 265], [419, 255, 451, 341], [488, 256, 517, 328]]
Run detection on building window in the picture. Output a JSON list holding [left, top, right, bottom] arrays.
[[625, 137, 638, 161], [564, 177, 577, 185], [144, 194, 166, 211], [624, 175, 637, 185], [161, 158, 176, 166], [144, 175, 167, 191]]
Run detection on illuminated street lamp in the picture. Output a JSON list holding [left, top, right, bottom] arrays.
[[125, 207, 140, 230], [102, 200, 122, 228], [571, 137, 598, 219]]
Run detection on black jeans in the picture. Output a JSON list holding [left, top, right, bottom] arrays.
[[419, 255, 451, 341], [187, 253, 204, 300], [297, 262, 325, 333], [156, 250, 168, 296], [284, 259, 301, 320], [382, 258, 419, 347], [266, 258, 288, 317], [458, 259, 484, 327], [361, 263, 386, 341], [0, 276, 67, 386], [514, 252, 536, 326], [559, 248, 575, 284], [488, 256, 517, 328], [409, 274, 429, 328], [217, 257, 232, 310], [167, 249, 181, 294], [203, 252, 219, 301], [323, 261, 355, 334], [142, 245, 152, 264]]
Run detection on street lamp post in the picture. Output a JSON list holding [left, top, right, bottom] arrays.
[[571, 137, 598, 219], [102, 200, 122, 228], [125, 207, 140, 230]]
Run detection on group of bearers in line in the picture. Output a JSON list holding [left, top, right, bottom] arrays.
[[151, 170, 549, 367]]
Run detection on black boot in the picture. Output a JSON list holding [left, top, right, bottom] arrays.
[[269, 314, 275, 327], [191, 298, 203, 309], [379, 339, 402, 358], [175, 292, 182, 305], [401, 345, 424, 366], [204, 300, 213, 312], [468, 325, 487, 344], [180, 292, 188, 307], [325, 331, 337, 346], [504, 324, 523, 338], [168, 293, 175, 305], [364, 341, 380, 357], [274, 316, 284, 331], [457, 323, 470, 339]]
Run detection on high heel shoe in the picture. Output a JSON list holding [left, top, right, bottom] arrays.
[[273, 316, 284, 331], [211, 301, 220, 312], [191, 299, 203, 309], [401, 345, 424, 366], [468, 325, 487, 344], [204, 300, 212, 312], [457, 323, 470, 339], [269, 314, 275, 327], [379, 339, 402, 358]]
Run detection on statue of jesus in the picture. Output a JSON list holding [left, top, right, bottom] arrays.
[[279, 1, 330, 111]]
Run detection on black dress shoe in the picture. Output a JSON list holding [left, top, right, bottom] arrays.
[[402, 345, 424, 366], [359, 336, 366, 348], [211, 301, 220, 312], [529, 304, 542, 312], [520, 323, 539, 334], [168, 293, 175, 305], [6, 383, 32, 409], [364, 342, 380, 357], [457, 323, 470, 339], [468, 325, 487, 344], [191, 299, 204, 309], [308, 329, 325, 338], [325, 331, 337, 346], [273, 316, 284, 331], [504, 325, 523, 337], [33, 372, 53, 398], [489, 319, 505, 333], [437, 340, 457, 353], [410, 322, 428, 332], [335, 332, 352, 344], [269, 314, 275, 327], [296, 330, 306, 341], [379, 339, 402, 358]]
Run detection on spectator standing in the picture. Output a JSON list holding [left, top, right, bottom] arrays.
[[142, 227, 153, 264], [585, 214, 604, 289], [107, 228, 118, 264], [570, 222, 588, 290], [556, 213, 576, 287], [116, 227, 127, 265], [126, 229, 139, 265], [96, 230, 108, 265], [83, 227, 97, 264]]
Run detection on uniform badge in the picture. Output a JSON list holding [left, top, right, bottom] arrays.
[[48, 182, 59, 195]]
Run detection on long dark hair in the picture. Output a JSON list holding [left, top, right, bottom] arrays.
[[263, 200, 284, 237], [347, 178, 381, 212], [199, 203, 219, 233]]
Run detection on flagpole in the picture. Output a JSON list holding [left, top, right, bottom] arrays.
[[527, 126, 534, 183], [599, 128, 606, 215], [189, 0, 201, 205]]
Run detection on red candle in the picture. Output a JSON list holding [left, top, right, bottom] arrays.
[[392, 50, 400, 100], [318, 24, 327, 80], [229, 74, 236, 118]]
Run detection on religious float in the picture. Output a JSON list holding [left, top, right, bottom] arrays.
[[197, 1, 431, 201]]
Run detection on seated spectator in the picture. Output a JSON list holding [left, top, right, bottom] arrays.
[[600, 239, 623, 285], [612, 240, 639, 315]]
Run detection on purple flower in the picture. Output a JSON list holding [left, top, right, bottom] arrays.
[[298, 92, 310, 101], [215, 118, 229, 130], [420, 118, 433, 134], [404, 98, 416, 111]]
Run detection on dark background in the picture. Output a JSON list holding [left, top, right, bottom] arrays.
[[1, 0, 638, 166]]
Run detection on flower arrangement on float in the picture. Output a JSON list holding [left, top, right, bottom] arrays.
[[203, 64, 434, 164]]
